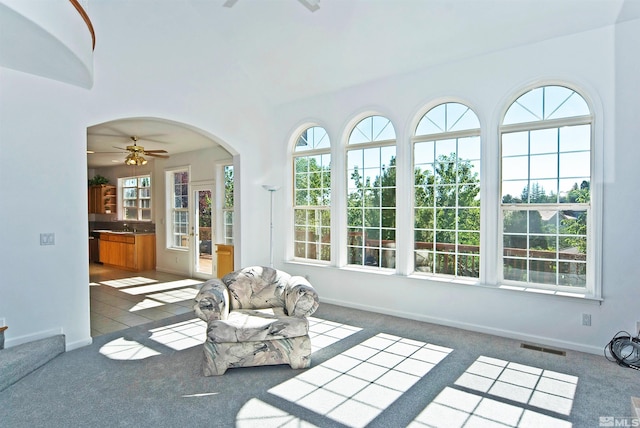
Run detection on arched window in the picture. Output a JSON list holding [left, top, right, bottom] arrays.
[[500, 85, 591, 289], [292, 126, 331, 262], [346, 115, 396, 269], [413, 102, 481, 277]]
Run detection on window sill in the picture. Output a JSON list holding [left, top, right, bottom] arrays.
[[407, 273, 602, 303], [167, 247, 189, 252], [284, 261, 602, 304]]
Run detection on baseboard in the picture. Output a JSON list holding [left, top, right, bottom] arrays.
[[4, 327, 63, 350], [155, 267, 188, 276], [66, 337, 93, 351], [320, 297, 603, 355]]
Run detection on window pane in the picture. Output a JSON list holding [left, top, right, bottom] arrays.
[[292, 129, 330, 262], [121, 175, 151, 223], [559, 152, 589, 178], [560, 124, 590, 152], [413, 102, 481, 278], [502, 156, 528, 181]]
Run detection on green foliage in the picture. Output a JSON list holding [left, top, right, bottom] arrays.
[[224, 166, 234, 209], [295, 155, 331, 206], [347, 156, 396, 240], [503, 180, 589, 254], [414, 153, 481, 245], [88, 175, 110, 186]]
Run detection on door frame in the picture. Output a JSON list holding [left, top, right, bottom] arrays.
[[191, 181, 215, 279]]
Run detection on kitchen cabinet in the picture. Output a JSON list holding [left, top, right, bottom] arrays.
[[99, 232, 155, 271], [88, 184, 117, 214]]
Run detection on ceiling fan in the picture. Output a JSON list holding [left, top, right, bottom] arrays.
[[89, 136, 170, 166], [223, 0, 319, 12], [119, 136, 169, 165]]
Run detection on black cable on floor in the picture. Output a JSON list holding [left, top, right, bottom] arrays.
[[604, 330, 640, 371]]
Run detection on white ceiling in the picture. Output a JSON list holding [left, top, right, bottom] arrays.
[[87, 118, 223, 168], [85, 0, 640, 168], [182, 0, 636, 106]]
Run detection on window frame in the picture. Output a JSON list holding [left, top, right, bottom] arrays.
[[119, 174, 152, 222], [165, 167, 191, 250], [498, 84, 598, 298], [412, 102, 482, 280], [222, 164, 234, 246], [292, 126, 332, 264], [345, 115, 397, 270]]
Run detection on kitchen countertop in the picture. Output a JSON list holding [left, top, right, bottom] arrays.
[[93, 230, 155, 235]]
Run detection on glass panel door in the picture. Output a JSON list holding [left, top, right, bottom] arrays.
[[193, 185, 214, 278]]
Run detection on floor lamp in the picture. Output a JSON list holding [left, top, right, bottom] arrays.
[[262, 185, 280, 267]]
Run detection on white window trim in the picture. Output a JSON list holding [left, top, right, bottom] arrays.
[[344, 115, 398, 270], [118, 174, 152, 222], [495, 82, 602, 300], [292, 144, 332, 264], [165, 166, 191, 251]]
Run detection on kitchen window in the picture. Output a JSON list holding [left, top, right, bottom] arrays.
[[120, 175, 151, 221]]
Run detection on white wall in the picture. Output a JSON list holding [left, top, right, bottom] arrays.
[[0, 68, 93, 350], [2, 1, 637, 356], [272, 25, 637, 354], [0, 2, 277, 350]]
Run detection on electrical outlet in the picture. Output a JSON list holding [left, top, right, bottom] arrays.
[[40, 233, 55, 246], [582, 313, 591, 326]]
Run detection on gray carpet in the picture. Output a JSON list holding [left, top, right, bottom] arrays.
[[1, 303, 638, 428]]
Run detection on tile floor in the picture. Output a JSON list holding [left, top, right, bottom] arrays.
[[89, 263, 205, 337]]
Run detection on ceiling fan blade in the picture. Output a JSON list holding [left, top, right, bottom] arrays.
[[145, 153, 170, 159], [223, 0, 238, 7], [298, 0, 319, 12], [143, 149, 168, 154], [112, 146, 128, 151]]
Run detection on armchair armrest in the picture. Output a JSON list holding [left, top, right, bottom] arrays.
[[194, 279, 230, 321], [285, 276, 319, 317]]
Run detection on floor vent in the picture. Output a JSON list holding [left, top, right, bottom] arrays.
[[520, 343, 566, 356]]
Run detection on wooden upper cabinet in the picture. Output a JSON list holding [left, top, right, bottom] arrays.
[[89, 184, 117, 214]]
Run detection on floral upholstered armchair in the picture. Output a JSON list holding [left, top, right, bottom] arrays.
[[193, 266, 319, 376]]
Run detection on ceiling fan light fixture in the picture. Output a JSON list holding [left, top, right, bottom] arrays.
[[124, 152, 147, 166]]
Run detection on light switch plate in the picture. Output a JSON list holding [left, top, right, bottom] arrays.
[[40, 233, 55, 246]]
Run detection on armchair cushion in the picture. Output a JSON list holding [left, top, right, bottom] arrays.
[[207, 308, 309, 343], [221, 266, 319, 317]]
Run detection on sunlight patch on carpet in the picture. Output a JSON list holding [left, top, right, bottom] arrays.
[[454, 355, 578, 415], [409, 386, 572, 428], [99, 337, 160, 360], [149, 318, 207, 351], [236, 398, 318, 428], [308, 317, 362, 353], [268, 333, 452, 428]]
